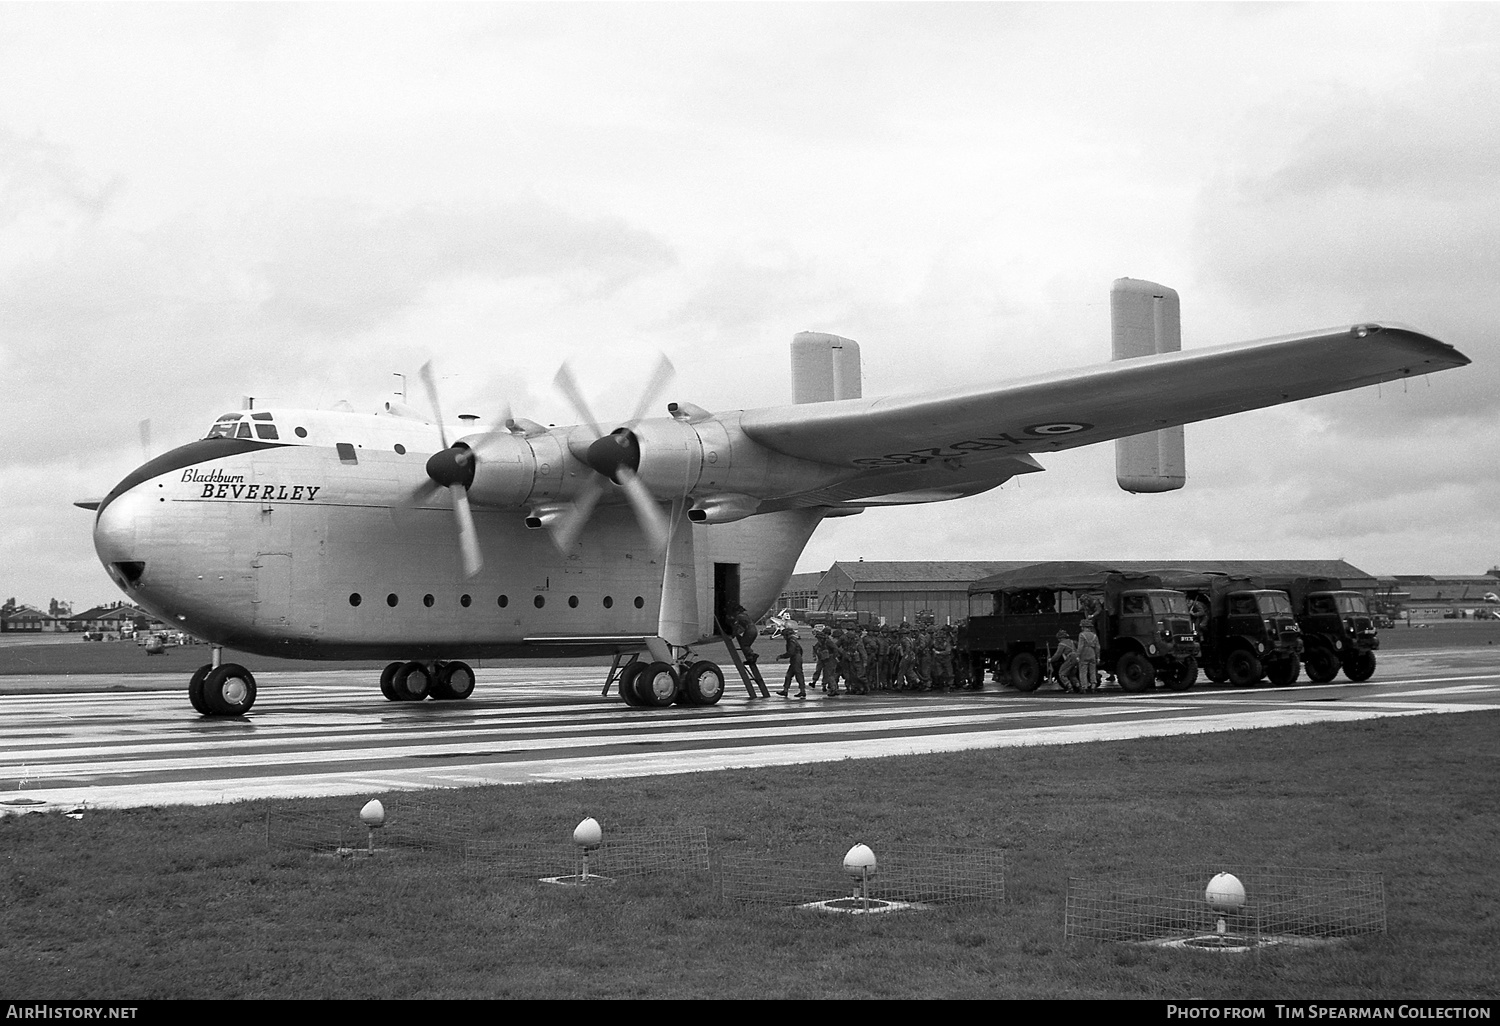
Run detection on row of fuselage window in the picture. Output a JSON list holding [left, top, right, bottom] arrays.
[[348, 593, 648, 610]]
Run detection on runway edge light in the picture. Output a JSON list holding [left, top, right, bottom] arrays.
[[360, 799, 386, 855], [574, 817, 603, 882], [1206, 871, 1247, 937]]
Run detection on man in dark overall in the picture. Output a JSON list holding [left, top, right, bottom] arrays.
[[776, 626, 807, 699]]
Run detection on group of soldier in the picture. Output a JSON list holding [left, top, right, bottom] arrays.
[[1045, 621, 1103, 692], [759, 616, 1107, 698], [771, 622, 979, 699]]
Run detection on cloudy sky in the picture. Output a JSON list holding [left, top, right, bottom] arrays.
[[2, 2, 1497, 611]]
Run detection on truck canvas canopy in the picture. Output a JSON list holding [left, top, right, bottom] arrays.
[[967, 561, 1162, 595]]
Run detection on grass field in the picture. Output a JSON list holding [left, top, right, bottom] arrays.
[[2, 711, 1496, 999]]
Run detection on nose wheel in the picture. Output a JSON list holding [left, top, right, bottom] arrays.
[[188, 662, 257, 716]]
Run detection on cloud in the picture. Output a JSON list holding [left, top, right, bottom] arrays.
[[0, 144, 676, 473]]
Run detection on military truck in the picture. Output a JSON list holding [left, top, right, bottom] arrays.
[[1262, 576, 1379, 682], [958, 562, 1201, 693], [1156, 572, 1303, 687]]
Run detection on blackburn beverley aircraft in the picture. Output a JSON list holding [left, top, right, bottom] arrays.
[[80, 279, 1470, 717]]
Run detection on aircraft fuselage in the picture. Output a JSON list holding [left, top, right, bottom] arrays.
[[92, 408, 827, 660]]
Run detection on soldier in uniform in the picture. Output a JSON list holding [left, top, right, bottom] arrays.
[[1050, 629, 1079, 691], [933, 627, 955, 690], [834, 629, 858, 695], [729, 604, 759, 666], [848, 628, 872, 695], [915, 630, 935, 690], [1077, 619, 1101, 692], [776, 626, 807, 699], [815, 626, 842, 697]]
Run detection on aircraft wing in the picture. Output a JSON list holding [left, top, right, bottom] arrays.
[[740, 324, 1468, 477]]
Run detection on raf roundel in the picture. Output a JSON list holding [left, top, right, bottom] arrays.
[[1023, 422, 1092, 437]]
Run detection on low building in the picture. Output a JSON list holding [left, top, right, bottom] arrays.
[[1388, 574, 1500, 619], [68, 603, 164, 635], [0, 606, 66, 633]]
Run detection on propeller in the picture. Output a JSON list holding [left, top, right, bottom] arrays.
[[414, 362, 483, 578], [550, 355, 675, 553]]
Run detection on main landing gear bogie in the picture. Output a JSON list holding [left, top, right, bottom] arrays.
[[616, 657, 727, 709], [379, 660, 478, 703]]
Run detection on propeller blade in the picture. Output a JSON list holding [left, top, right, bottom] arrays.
[[138, 419, 152, 462], [550, 474, 605, 552], [617, 467, 671, 552], [625, 354, 675, 427], [553, 363, 604, 438], [417, 362, 450, 449], [450, 485, 483, 578]]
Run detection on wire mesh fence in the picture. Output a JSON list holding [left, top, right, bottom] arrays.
[[264, 798, 710, 882], [1064, 863, 1386, 945], [719, 842, 1005, 911], [465, 826, 712, 882], [266, 795, 487, 855]]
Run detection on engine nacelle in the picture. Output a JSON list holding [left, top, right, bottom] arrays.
[[687, 493, 761, 524], [628, 418, 708, 496], [461, 431, 541, 507]]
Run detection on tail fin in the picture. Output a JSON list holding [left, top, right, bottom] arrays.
[[791, 331, 862, 403], [1112, 278, 1186, 493]]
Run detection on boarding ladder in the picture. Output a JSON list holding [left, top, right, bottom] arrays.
[[722, 634, 770, 699]]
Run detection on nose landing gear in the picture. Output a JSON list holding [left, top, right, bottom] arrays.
[[188, 652, 257, 717]]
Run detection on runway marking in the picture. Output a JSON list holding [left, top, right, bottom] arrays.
[[1, 667, 1497, 813]]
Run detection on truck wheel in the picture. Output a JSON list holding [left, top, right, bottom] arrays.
[[1162, 657, 1197, 691], [1267, 656, 1300, 687], [1342, 651, 1377, 682], [1226, 649, 1262, 687], [1009, 652, 1041, 692], [1304, 647, 1340, 683], [1116, 652, 1154, 693], [1205, 664, 1228, 684]]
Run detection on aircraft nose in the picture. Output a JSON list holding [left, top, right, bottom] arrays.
[[94, 483, 150, 588]]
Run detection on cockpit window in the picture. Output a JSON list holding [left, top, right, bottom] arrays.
[[205, 411, 280, 441], [205, 414, 242, 439]]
